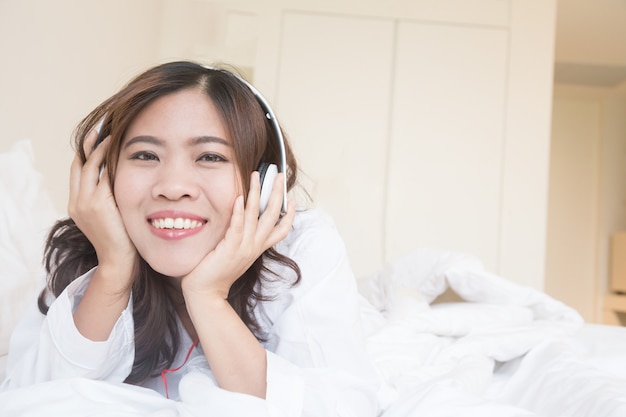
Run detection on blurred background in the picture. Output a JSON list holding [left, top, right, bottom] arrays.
[[0, 0, 625, 324]]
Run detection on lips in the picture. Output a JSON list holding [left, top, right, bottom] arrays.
[[147, 211, 206, 239]]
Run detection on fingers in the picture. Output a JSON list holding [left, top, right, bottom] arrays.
[[68, 129, 110, 217], [257, 172, 287, 222], [250, 171, 293, 247], [224, 195, 245, 241], [81, 136, 109, 191], [246, 173, 295, 245], [70, 126, 99, 201], [245, 171, 261, 226], [224, 171, 292, 253], [266, 198, 295, 246], [82, 124, 100, 159], [68, 153, 83, 214]]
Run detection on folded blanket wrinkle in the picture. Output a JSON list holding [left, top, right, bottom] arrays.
[[364, 248, 583, 325], [359, 248, 621, 417]]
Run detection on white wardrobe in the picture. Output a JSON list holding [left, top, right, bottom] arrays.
[[240, 0, 557, 289]]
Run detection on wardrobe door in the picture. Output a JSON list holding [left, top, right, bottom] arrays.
[[276, 12, 394, 277], [385, 21, 509, 271]]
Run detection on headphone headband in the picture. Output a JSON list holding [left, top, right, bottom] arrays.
[[203, 65, 288, 213]]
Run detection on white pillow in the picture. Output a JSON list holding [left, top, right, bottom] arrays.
[[0, 141, 60, 357]]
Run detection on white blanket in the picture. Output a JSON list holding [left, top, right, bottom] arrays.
[[361, 249, 626, 416], [2, 175, 626, 417]]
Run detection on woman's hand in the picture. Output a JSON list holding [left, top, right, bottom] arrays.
[[180, 171, 294, 398], [68, 128, 137, 289], [181, 171, 295, 300], [70, 127, 138, 341]]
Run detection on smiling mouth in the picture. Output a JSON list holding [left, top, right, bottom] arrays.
[[150, 217, 205, 230]]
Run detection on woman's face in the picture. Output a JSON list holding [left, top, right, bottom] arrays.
[[114, 87, 243, 278]]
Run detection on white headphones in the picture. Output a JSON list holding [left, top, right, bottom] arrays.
[[203, 66, 287, 215]]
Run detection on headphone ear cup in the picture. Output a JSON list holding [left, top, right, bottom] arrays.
[[257, 163, 278, 215]]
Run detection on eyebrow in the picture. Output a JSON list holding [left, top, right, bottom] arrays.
[[123, 135, 230, 149]]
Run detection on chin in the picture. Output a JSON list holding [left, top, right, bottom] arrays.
[[146, 259, 200, 279]]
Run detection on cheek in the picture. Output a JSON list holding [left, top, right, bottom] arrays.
[[113, 168, 145, 215], [204, 169, 244, 208], [203, 178, 239, 213]]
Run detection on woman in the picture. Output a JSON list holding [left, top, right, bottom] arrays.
[[1, 61, 380, 415]]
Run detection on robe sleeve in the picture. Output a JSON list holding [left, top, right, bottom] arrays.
[[261, 210, 382, 417], [1, 268, 135, 391]]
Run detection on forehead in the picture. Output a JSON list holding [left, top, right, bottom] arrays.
[[123, 88, 229, 145]]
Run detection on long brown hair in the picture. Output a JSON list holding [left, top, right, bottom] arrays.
[[39, 61, 301, 384]]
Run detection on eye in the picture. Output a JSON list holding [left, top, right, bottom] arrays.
[[130, 151, 159, 161], [198, 153, 226, 163]]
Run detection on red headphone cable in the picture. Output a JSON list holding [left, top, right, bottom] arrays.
[[160, 338, 200, 399]]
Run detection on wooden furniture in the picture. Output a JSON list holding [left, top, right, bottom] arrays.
[[610, 232, 626, 292], [604, 232, 626, 325], [603, 294, 626, 326]]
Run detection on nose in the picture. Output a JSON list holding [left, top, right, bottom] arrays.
[[151, 161, 201, 201]]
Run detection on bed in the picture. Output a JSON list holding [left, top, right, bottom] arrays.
[[1, 140, 626, 416]]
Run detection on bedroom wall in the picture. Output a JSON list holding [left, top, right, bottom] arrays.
[[0, 0, 267, 215], [0, 0, 164, 214], [546, 91, 601, 322], [545, 0, 626, 322], [546, 85, 626, 322], [0, 0, 558, 291]]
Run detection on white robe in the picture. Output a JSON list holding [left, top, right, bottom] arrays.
[[1, 209, 381, 416]]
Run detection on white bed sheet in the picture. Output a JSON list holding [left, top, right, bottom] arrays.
[[0, 355, 6, 382]]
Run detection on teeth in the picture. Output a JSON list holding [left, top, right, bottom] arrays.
[[151, 217, 203, 230]]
